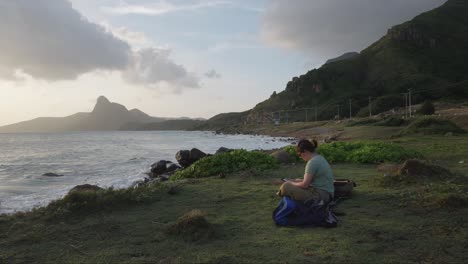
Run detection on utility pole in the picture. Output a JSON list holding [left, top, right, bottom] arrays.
[[337, 104, 341, 119], [315, 106, 317, 121], [408, 89, 412, 118], [368, 96, 372, 117], [403, 93, 408, 118], [305, 108, 308, 122], [349, 99, 352, 120]]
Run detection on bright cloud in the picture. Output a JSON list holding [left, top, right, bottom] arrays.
[[102, 0, 231, 16]]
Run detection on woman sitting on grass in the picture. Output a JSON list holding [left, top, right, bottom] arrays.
[[278, 139, 334, 204]]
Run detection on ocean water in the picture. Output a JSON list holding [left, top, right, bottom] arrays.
[[0, 131, 292, 214]]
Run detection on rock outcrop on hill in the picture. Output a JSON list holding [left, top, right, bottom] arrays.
[[325, 52, 359, 65]]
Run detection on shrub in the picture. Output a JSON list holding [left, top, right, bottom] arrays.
[[401, 117, 466, 135], [171, 149, 278, 180], [317, 141, 422, 163], [417, 100, 435, 115]]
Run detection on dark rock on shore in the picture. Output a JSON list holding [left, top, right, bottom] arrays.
[[175, 150, 191, 167], [215, 147, 233, 155], [149, 160, 182, 179], [151, 160, 172, 174], [69, 184, 103, 193], [167, 163, 181, 173], [42, 172, 64, 177]]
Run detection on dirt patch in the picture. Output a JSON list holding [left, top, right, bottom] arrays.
[[287, 127, 334, 139]]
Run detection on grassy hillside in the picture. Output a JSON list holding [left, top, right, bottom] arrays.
[[202, 0, 468, 127], [1, 128, 467, 263], [192, 111, 250, 132]]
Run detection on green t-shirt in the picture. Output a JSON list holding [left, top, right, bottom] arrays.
[[305, 154, 334, 194]]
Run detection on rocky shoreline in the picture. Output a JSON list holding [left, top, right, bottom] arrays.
[[132, 141, 296, 189]]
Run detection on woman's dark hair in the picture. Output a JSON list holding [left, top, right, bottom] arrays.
[[296, 139, 318, 153]]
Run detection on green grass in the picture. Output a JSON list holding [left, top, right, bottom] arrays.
[[0, 135, 467, 263]]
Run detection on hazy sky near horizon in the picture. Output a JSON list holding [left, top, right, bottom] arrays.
[[0, 0, 445, 126]]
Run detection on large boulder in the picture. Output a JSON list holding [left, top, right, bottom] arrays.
[[166, 163, 181, 174], [270, 150, 291, 164], [151, 160, 171, 175], [190, 148, 207, 161], [176, 150, 191, 167], [176, 148, 207, 167]]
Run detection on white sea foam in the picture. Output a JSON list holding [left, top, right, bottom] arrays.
[[0, 131, 292, 214]]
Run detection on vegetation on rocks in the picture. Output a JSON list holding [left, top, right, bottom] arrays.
[[171, 149, 278, 180]]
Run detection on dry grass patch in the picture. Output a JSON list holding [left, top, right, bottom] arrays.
[[166, 209, 215, 241]]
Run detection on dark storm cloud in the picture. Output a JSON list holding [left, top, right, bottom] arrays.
[[261, 0, 446, 57]]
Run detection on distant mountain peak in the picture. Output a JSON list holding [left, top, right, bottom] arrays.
[[0, 96, 183, 132], [96, 96, 110, 105], [91, 96, 127, 114]]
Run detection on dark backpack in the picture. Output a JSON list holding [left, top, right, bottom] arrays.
[[272, 197, 338, 227], [334, 179, 357, 198]]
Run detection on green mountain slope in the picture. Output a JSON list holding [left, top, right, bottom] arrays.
[[205, 0, 468, 127]]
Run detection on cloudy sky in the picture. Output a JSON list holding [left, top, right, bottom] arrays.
[[0, 0, 445, 126]]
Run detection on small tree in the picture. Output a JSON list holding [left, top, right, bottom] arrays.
[[417, 100, 435, 115]]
